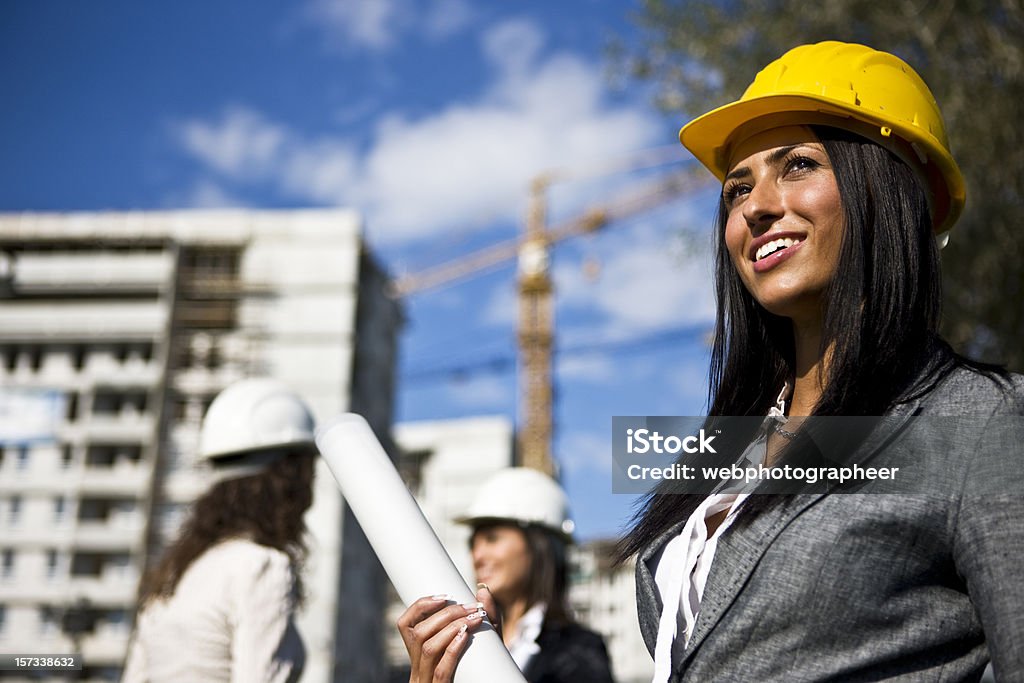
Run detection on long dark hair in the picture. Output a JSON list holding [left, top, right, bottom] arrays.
[[139, 449, 316, 606], [523, 526, 572, 625], [619, 125, 987, 559], [473, 523, 572, 626]]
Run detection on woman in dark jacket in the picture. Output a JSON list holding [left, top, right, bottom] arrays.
[[399, 467, 614, 683]]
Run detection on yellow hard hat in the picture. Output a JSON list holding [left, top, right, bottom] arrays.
[[679, 41, 965, 233]]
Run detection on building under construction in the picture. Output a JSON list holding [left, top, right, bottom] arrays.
[[0, 208, 401, 682]]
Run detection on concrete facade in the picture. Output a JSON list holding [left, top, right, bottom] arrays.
[[0, 208, 401, 682], [569, 541, 654, 683], [386, 416, 516, 678]]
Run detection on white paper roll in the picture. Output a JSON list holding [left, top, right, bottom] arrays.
[[316, 413, 527, 683]]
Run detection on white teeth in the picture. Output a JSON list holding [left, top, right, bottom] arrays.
[[755, 237, 800, 261]]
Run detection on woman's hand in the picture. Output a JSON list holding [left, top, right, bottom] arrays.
[[397, 585, 500, 683]]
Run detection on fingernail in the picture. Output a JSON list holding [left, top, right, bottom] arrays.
[[455, 623, 468, 641], [466, 609, 486, 620], [476, 583, 489, 591], [430, 594, 455, 601], [462, 602, 484, 612]]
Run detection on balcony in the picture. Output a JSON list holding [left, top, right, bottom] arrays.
[[83, 347, 163, 387], [78, 463, 150, 496], [67, 554, 139, 604], [84, 361, 163, 388], [0, 302, 170, 342], [77, 414, 156, 443], [0, 344, 163, 389], [11, 251, 174, 294], [72, 520, 144, 551], [0, 578, 70, 603], [171, 366, 245, 396]]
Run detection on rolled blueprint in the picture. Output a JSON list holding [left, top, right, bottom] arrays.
[[316, 413, 527, 683]]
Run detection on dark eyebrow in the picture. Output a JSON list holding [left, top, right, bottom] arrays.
[[765, 144, 801, 168], [723, 166, 750, 184], [723, 144, 804, 184]]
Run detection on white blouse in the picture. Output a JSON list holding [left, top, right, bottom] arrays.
[[650, 492, 749, 683], [651, 385, 788, 683], [121, 538, 305, 683], [507, 602, 547, 672]]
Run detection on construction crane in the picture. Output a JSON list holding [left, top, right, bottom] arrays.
[[391, 149, 714, 474]]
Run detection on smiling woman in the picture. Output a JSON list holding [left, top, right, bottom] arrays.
[[617, 41, 1024, 682], [391, 40, 1024, 683], [721, 126, 845, 328]]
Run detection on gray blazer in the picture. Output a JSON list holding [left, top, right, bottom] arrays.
[[636, 366, 1024, 682]]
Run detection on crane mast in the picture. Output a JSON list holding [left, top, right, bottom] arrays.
[[390, 151, 713, 475], [518, 176, 556, 474]]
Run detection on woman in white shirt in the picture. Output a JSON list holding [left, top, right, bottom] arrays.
[[121, 379, 317, 683]]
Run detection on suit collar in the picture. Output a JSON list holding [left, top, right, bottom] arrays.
[[670, 397, 923, 671], [636, 517, 688, 653], [671, 492, 825, 669]]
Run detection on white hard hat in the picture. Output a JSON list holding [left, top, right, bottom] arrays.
[[455, 468, 576, 541], [199, 378, 316, 463]]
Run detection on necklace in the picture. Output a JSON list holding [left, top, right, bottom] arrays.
[[771, 420, 798, 440]]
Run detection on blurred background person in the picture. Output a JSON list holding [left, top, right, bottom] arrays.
[[121, 378, 318, 683], [452, 467, 615, 683]]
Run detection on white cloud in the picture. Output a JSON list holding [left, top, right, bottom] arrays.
[[176, 108, 289, 178], [302, 0, 405, 51], [481, 280, 517, 327], [669, 361, 712, 408], [443, 374, 513, 410], [555, 224, 716, 334], [340, 31, 659, 243], [299, 0, 475, 52], [177, 179, 246, 209], [333, 97, 382, 126], [423, 0, 476, 40], [482, 17, 545, 78], [588, 243, 713, 329], [557, 430, 612, 475], [281, 140, 359, 202], [173, 18, 663, 245], [421, 286, 468, 312], [473, 220, 715, 376], [557, 353, 615, 383]]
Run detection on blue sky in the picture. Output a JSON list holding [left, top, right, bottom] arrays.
[[0, 0, 721, 540]]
